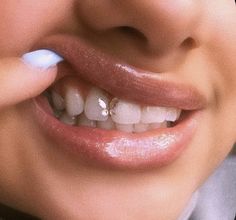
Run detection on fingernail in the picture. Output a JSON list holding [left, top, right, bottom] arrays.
[[22, 49, 64, 70]]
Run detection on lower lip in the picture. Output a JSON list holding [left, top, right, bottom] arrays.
[[33, 96, 201, 170]]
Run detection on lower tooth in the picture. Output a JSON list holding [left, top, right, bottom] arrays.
[[59, 112, 77, 125], [134, 123, 149, 133], [149, 122, 167, 130], [116, 123, 133, 133], [97, 117, 115, 130], [77, 113, 96, 128]]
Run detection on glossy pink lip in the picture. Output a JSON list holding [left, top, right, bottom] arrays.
[[32, 34, 206, 170], [34, 96, 200, 170], [37, 34, 207, 110]]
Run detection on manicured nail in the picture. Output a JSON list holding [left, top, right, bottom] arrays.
[[22, 49, 64, 70]]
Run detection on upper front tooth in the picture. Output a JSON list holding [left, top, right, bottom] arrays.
[[65, 87, 84, 116], [165, 108, 181, 122], [84, 88, 110, 121], [141, 106, 166, 123], [110, 98, 141, 124]]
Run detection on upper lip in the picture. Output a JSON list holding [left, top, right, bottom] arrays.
[[37, 34, 207, 110]]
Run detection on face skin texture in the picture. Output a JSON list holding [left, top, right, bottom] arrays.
[[0, 1, 236, 219]]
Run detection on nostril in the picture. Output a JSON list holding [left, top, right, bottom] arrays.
[[181, 37, 198, 50], [118, 26, 148, 42]]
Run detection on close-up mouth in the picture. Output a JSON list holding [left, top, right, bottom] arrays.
[[32, 34, 207, 170], [2, 1, 236, 219]]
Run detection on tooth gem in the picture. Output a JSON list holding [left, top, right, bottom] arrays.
[[84, 88, 110, 121], [98, 98, 109, 116], [109, 98, 119, 116], [98, 98, 107, 109]]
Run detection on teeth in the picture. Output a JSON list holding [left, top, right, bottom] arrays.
[[50, 85, 182, 132], [84, 88, 110, 121], [65, 87, 84, 116], [116, 123, 134, 133], [149, 122, 167, 130], [59, 112, 77, 125], [141, 106, 166, 123], [97, 117, 115, 130], [110, 99, 141, 124], [51, 91, 65, 111], [134, 123, 149, 133], [77, 113, 96, 128], [165, 108, 181, 122]]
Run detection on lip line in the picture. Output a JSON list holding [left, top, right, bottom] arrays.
[[36, 34, 207, 110]]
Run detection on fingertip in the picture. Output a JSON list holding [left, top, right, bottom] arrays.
[[20, 50, 64, 95], [22, 49, 64, 70], [0, 53, 63, 108]]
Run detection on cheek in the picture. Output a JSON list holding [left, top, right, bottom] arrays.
[[0, 1, 73, 56], [199, 1, 236, 127]]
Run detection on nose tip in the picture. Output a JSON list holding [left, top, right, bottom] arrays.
[[117, 1, 200, 54]]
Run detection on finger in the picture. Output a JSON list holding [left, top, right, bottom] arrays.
[[0, 50, 63, 108]]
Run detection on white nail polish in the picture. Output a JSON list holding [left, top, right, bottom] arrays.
[[22, 49, 64, 69]]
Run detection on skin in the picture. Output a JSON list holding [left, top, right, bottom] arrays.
[[0, 0, 236, 219]]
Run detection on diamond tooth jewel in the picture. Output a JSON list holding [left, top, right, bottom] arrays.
[[65, 87, 84, 117], [141, 106, 166, 123], [51, 91, 65, 111], [115, 123, 134, 133], [110, 99, 141, 124], [97, 117, 115, 130], [134, 123, 149, 133], [59, 112, 77, 125], [165, 108, 181, 122], [149, 121, 167, 130], [77, 113, 96, 128], [84, 88, 110, 121]]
